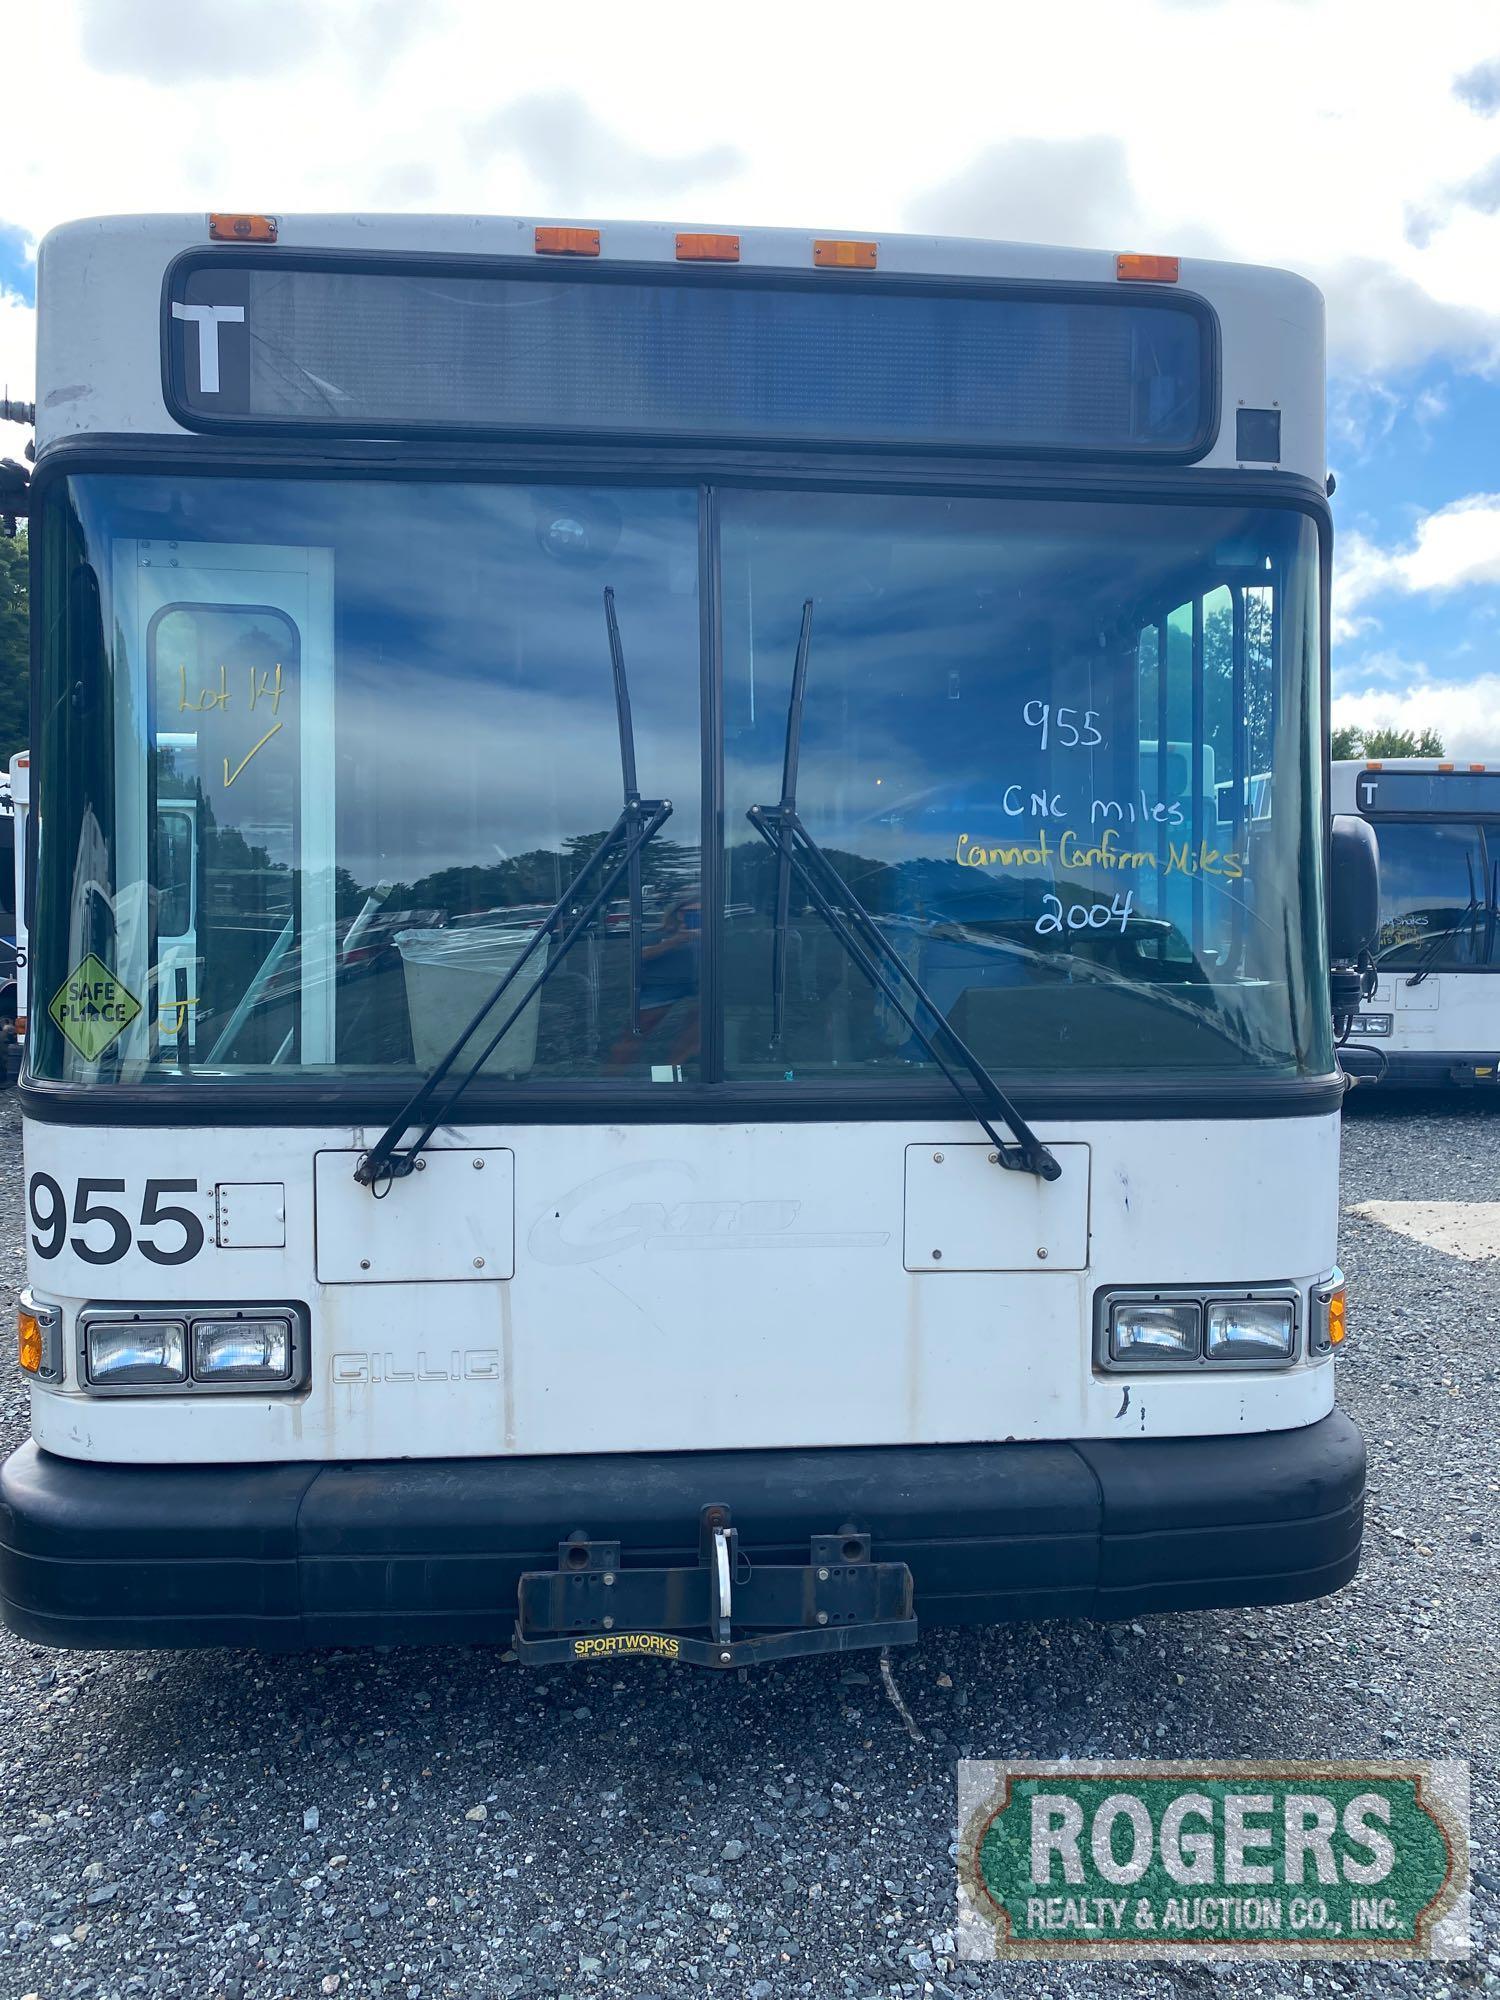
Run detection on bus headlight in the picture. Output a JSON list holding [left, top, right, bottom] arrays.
[[1097, 1287, 1302, 1371], [1205, 1298, 1295, 1361], [77, 1303, 308, 1395], [84, 1317, 188, 1387], [17, 1293, 62, 1383], [192, 1315, 293, 1383], [1109, 1300, 1200, 1363]]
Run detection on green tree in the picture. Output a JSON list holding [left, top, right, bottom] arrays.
[[1330, 722, 1444, 760], [0, 530, 26, 771]]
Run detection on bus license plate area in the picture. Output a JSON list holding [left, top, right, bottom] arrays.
[[313, 1147, 515, 1283], [903, 1141, 1091, 1271], [513, 1508, 917, 1670]]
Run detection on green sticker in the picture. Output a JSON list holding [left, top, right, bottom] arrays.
[[49, 954, 143, 1062]]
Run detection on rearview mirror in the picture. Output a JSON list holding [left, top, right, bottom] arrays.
[[1329, 814, 1379, 1039], [1329, 815, 1379, 962]]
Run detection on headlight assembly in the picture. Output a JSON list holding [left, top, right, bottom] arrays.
[[78, 1303, 307, 1396], [1097, 1288, 1301, 1372]]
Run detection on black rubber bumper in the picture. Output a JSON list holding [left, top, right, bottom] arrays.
[[1342, 1046, 1500, 1087], [0, 1411, 1365, 1651]]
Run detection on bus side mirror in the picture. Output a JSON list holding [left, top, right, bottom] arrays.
[[1330, 815, 1379, 961], [1329, 813, 1379, 1035]]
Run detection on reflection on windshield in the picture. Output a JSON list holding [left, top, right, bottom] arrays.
[[33, 476, 702, 1085], [1372, 821, 1498, 971], [720, 491, 1326, 1078], [31, 475, 1327, 1088]]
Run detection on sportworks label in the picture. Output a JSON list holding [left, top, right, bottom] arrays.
[[957, 1761, 1469, 1961], [571, 1633, 680, 1659]]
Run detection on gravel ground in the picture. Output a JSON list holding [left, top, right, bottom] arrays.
[[0, 1086, 1494, 2000]]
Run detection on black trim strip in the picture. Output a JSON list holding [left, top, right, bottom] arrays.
[[19, 1071, 1346, 1127], [32, 433, 1328, 515], [159, 246, 1222, 465]]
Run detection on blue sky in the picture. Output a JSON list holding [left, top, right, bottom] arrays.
[[4, 0, 1499, 749]]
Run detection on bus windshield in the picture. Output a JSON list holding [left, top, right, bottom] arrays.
[[31, 473, 1329, 1090], [1372, 820, 1500, 971]]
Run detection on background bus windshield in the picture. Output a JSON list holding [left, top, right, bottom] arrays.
[[30, 475, 1328, 1089]]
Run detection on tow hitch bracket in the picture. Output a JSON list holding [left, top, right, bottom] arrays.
[[512, 1504, 918, 1669]]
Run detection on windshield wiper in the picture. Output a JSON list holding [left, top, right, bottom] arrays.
[[354, 588, 671, 1190], [746, 600, 1060, 1183], [1406, 853, 1478, 988]]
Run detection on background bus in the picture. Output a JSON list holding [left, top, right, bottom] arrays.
[[0, 752, 22, 1077], [1, 213, 1364, 1662], [1332, 757, 1500, 1087]]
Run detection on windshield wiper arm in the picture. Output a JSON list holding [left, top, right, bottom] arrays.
[[355, 589, 671, 1190], [746, 599, 1060, 1183], [605, 586, 649, 1035], [1407, 854, 1478, 988]]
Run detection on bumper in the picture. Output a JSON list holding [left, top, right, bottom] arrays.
[[0, 1412, 1365, 1652], [1342, 1045, 1500, 1087]]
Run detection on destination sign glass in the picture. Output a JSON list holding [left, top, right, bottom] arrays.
[[165, 256, 1212, 455], [1354, 770, 1500, 817]]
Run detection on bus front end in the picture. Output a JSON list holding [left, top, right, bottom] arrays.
[[0, 215, 1361, 1659], [1333, 757, 1500, 1087]]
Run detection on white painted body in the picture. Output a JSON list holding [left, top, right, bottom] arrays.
[[33, 214, 1326, 478], [25, 1113, 1339, 1465], [21, 215, 1341, 1479]]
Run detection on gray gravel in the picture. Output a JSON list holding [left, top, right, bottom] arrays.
[[0, 1085, 1494, 1999]]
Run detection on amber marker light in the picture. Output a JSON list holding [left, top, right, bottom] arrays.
[[535, 226, 600, 256], [18, 1306, 41, 1375], [1116, 253, 1180, 283], [208, 213, 278, 242], [813, 239, 878, 269], [1313, 1275, 1347, 1356], [17, 1297, 59, 1380], [676, 233, 740, 262]]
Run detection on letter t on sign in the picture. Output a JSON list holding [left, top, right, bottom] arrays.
[[171, 302, 246, 394]]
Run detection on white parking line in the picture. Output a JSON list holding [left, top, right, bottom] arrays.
[[1348, 1201, 1500, 1262]]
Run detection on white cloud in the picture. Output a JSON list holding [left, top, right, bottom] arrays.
[[468, 93, 745, 210], [1333, 495, 1500, 642], [0, 3, 1496, 413], [907, 136, 1142, 252], [1332, 674, 1500, 762], [1316, 259, 1500, 378]]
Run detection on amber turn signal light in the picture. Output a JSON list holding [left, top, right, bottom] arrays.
[[676, 233, 740, 262], [209, 213, 278, 243], [813, 239, 877, 269], [18, 1307, 42, 1375], [535, 226, 600, 256], [1116, 253, 1179, 283]]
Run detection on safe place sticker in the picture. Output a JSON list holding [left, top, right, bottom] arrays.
[[957, 1760, 1469, 1962], [48, 955, 143, 1062]]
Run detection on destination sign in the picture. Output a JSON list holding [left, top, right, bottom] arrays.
[[165, 254, 1212, 455]]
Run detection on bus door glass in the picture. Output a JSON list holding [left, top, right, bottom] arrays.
[[116, 543, 334, 1071]]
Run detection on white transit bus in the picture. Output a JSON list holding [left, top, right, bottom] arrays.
[[0, 213, 1371, 1664], [1333, 757, 1500, 1088], [3, 751, 30, 1074]]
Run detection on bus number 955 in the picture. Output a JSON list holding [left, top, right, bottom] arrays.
[[27, 1175, 206, 1267]]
